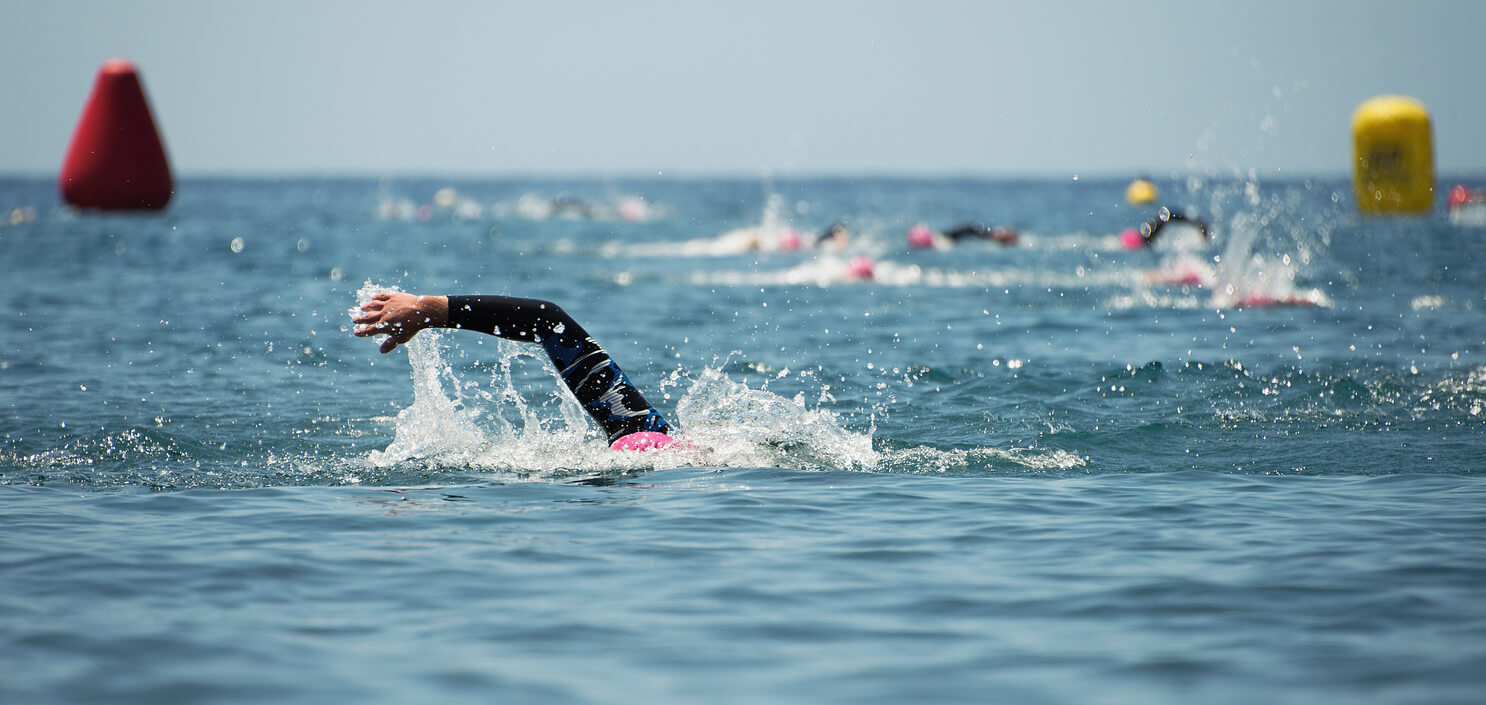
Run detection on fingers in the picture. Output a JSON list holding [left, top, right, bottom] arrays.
[[351, 292, 395, 327], [359, 322, 410, 351], [352, 318, 400, 338], [379, 329, 415, 354], [350, 307, 383, 329], [357, 292, 395, 313], [352, 292, 422, 353]]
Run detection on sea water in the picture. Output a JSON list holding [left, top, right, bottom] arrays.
[[2, 175, 1483, 704]]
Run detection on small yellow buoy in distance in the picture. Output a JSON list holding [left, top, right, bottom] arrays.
[[1352, 95, 1434, 215], [1125, 177, 1158, 206]]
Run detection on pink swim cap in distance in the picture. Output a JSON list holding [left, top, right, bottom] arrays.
[[1120, 228, 1144, 250], [907, 224, 934, 249], [1449, 184, 1471, 209], [777, 228, 802, 250], [846, 255, 875, 280], [611, 431, 675, 451]]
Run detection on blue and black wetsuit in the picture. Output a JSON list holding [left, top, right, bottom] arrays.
[[446, 295, 672, 444]]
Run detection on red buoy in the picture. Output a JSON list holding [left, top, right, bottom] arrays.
[[59, 58, 173, 211]]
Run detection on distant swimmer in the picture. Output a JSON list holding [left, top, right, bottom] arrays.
[[1448, 184, 1486, 226], [713, 225, 804, 252], [550, 195, 599, 219], [1120, 207, 1210, 250], [945, 223, 1018, 245], [353, 292, 675, 451], [713, 221, 848, 253], [907, 222, 1018, 250], [816, 222, 851, 251]]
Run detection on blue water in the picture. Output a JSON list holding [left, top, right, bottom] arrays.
[[2, 175, 1484, 704]]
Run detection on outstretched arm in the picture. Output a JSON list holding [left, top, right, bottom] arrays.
[[351, 291, 672, 444], [352, 292, 450, 354]]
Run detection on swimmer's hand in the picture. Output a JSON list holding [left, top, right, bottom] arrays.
[[351, 292, 449, 354]]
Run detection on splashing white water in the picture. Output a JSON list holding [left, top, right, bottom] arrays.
[[1206, 206, 1329, 308], [354, 282, 1082, 479], [672, 364, 878, 472], [355, 282, 880, 477]]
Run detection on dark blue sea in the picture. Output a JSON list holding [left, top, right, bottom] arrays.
[[3, 174, 1484, 704]]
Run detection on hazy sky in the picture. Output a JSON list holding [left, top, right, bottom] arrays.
[[4, 0, 1483, 177]]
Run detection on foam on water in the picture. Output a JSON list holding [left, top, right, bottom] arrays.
[[352, 282, 1088, 479], [355, 281, 882, 477], [361, 335, 879, 477]]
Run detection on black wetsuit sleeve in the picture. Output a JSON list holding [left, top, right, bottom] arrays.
[[447, 295, 565, 342], [445, 295, 672, 443], [942, 223, 986, 241]]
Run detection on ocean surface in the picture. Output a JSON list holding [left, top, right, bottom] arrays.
[[2, 174, 1484, 704]]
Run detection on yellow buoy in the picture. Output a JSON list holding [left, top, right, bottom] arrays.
[[1352, 95, 1434, 215], [1125, 178, 1158, 206]]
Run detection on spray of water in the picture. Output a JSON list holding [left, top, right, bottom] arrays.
[[352, 282, 1099, 479], [353, 281, 881, 479]]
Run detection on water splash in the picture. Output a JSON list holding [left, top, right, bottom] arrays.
[[352, 296, 1095, 479], [672, 364, 878, 472], [1131, 179, 1334, 309], [365, 329, 490, 469], [1205, 191, 1330, 308], [355, 282, 881, 477], [606, 192, 804, 258]]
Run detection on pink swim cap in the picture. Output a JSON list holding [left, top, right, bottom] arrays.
[[907, 224, 934, 249], [610, 431, 675, 451], [1120, 228, 1144, 250], [846, 255, 875, 280], [777, 228, 802, 250], [1449, 184, 1471, 209]]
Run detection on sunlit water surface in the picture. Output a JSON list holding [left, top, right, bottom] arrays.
[[2, 175, 1484, 704]]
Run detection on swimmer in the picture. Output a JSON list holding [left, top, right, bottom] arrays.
[[945, 222, 1018, 246], [713, 222, 843, 253], [816, 222, 851, 251], [551, 195, 598, 219], [711, 226, 801, 253], [1120, 207, 1210, 250], [352, 292, 674, 450], [1448, 184, 1486, 226], [907, 222, 1017, 249]]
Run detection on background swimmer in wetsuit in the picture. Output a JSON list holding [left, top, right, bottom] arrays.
[[352, 292, 672, 446], [942, 222, 1019, 246], [1136, 207, 1209, 247], [816, 222, 850, 251]]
